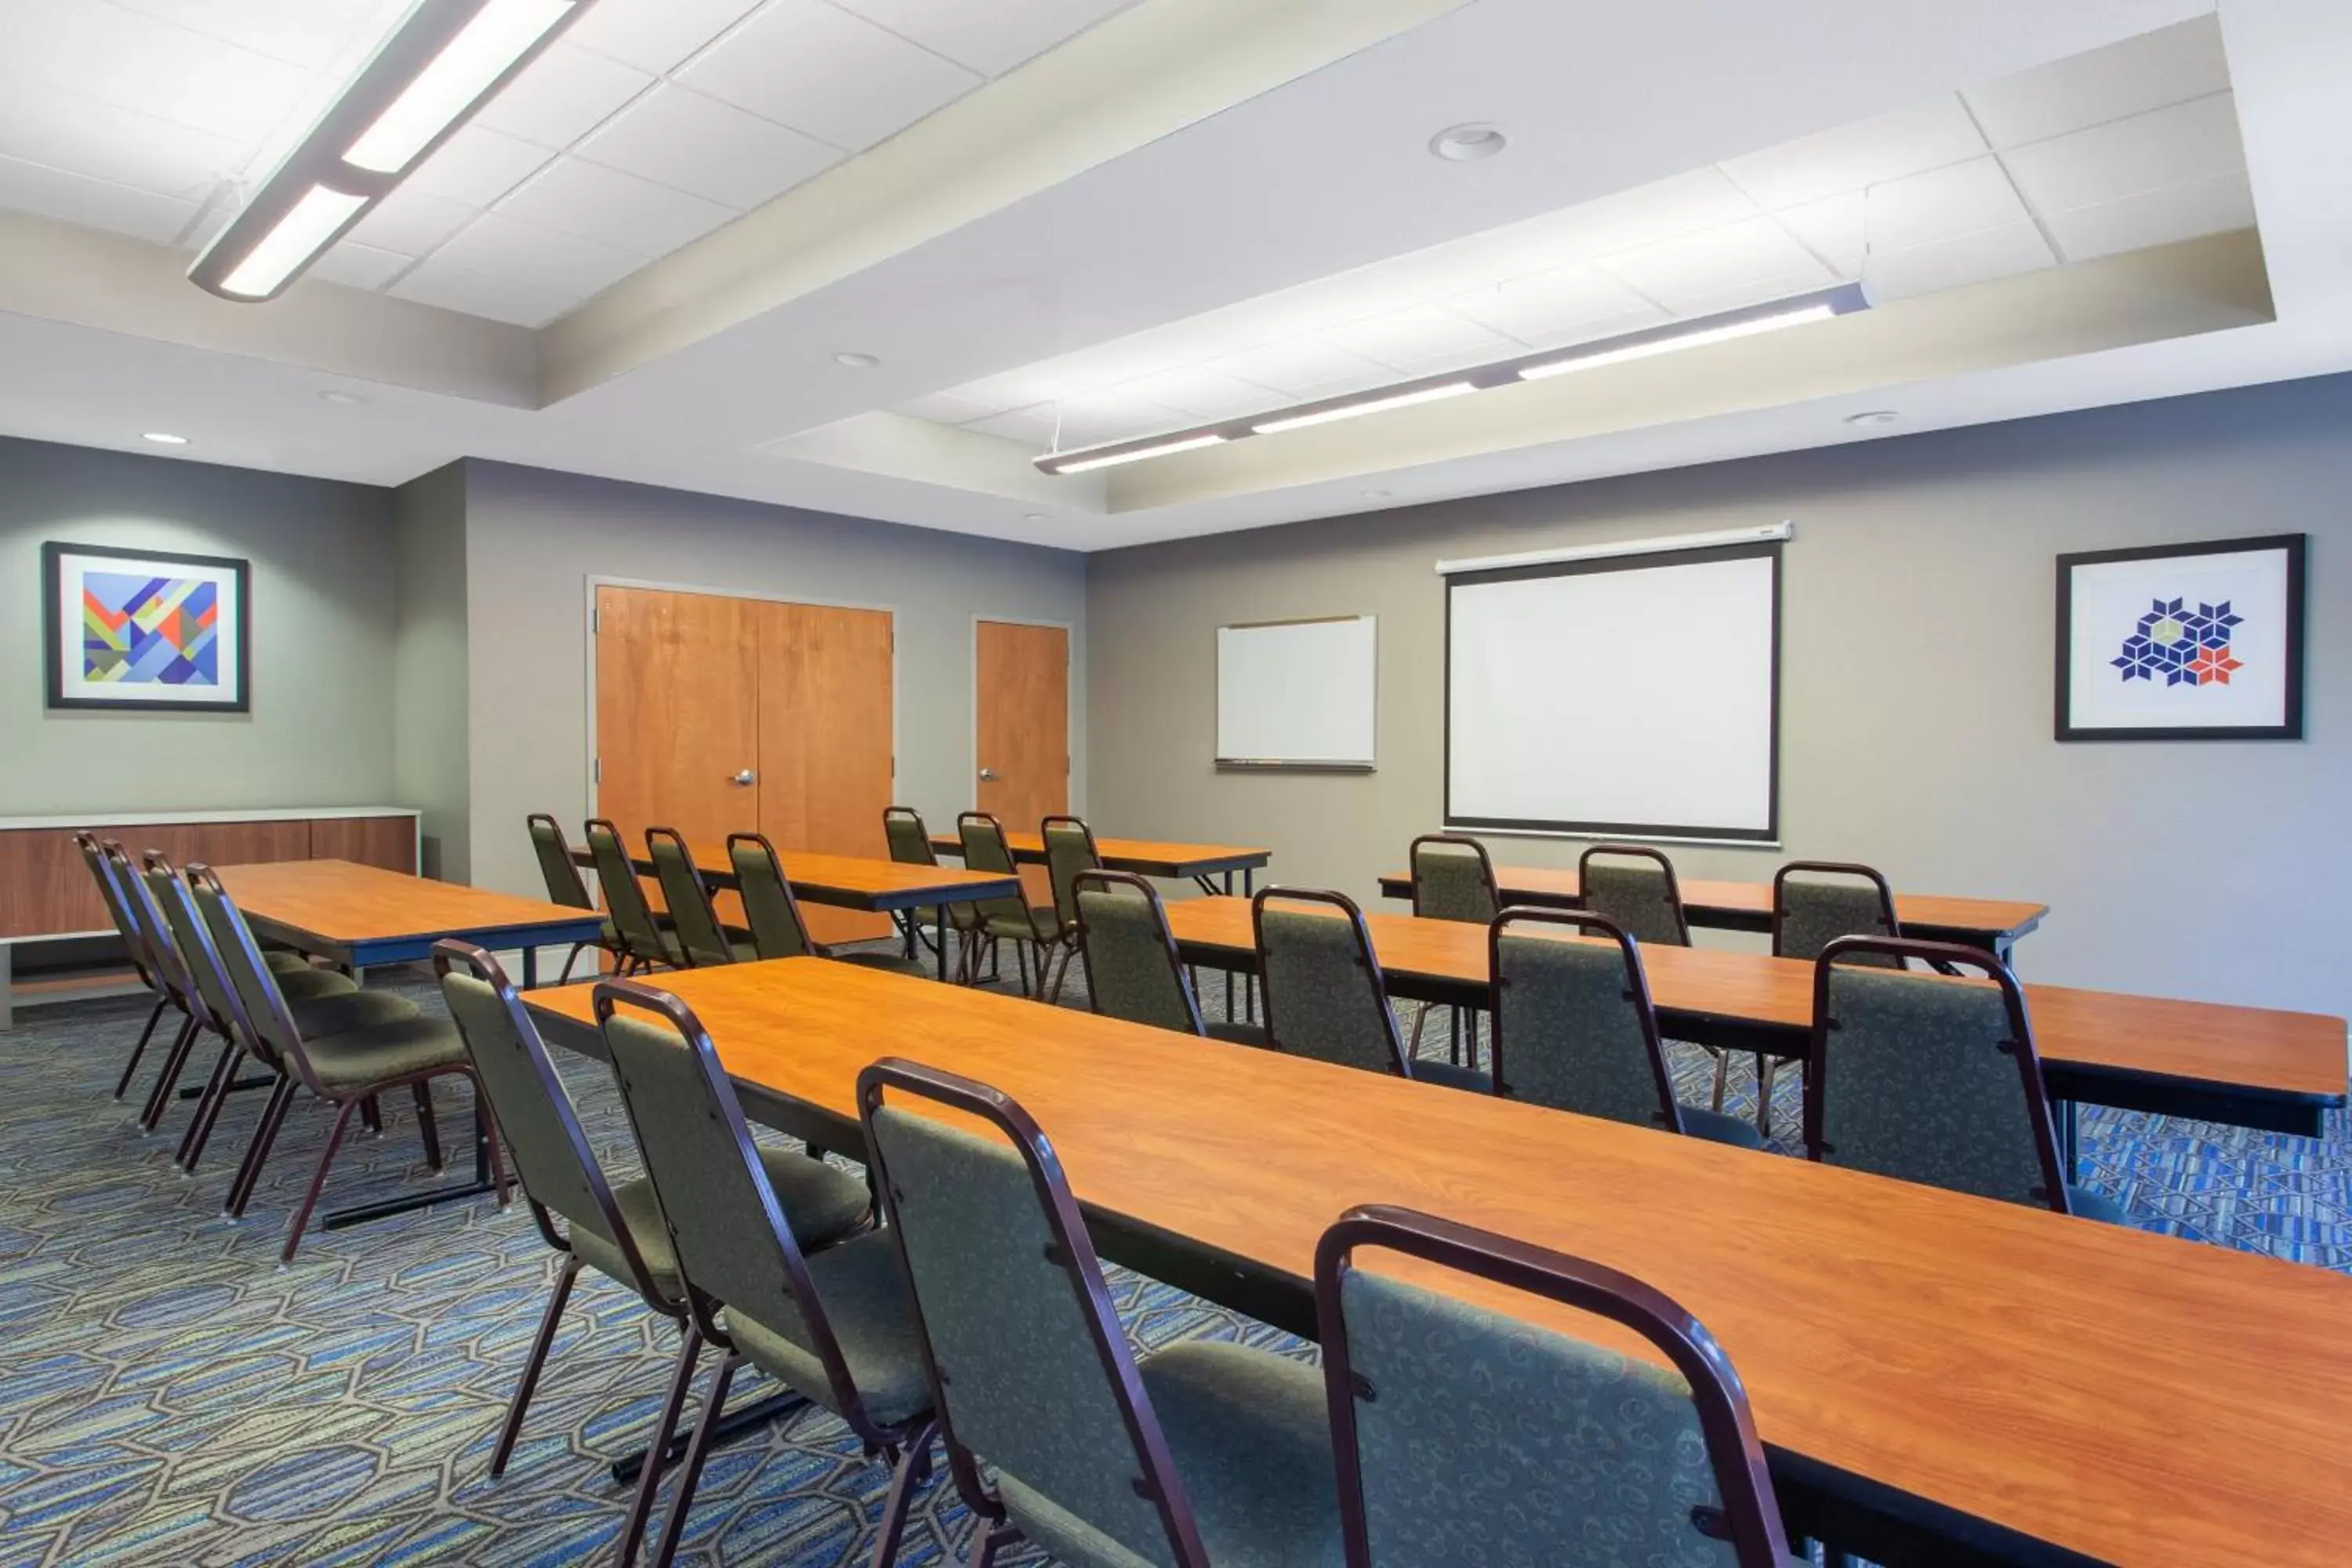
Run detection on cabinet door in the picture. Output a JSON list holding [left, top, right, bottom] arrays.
[[311, 816, 416, 873]]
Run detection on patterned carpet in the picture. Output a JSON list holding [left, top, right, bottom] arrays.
[[0, 946, 2343, 1566]]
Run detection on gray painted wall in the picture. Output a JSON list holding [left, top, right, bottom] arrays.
[[1087, 374, 2352, 1017], [460, 460, 1088, 902], [0, 435, 397, 817], [392, 463, 470, 881]]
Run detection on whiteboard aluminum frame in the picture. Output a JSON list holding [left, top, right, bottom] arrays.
[[1214, 613, 1379, 771], [1436, 521, 1791, 577]]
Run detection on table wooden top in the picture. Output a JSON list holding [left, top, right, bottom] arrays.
[[524, 957, 2352, 1566], [1166, 896, 2348, 1105], [931, 832, 1270, 878], [577, 841, 1018, 909], [216, 859, 600, 943], [1377, 865, 2049, 940]]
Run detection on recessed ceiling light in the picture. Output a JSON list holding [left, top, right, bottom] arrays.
[[1429, 123, 1507, 162], [319, 390, 366, 405], [1024, 513, 1051, 523], [834, 352, 880, 369], [1845, 410, 1899, 426], [142, 432, 190, 445]]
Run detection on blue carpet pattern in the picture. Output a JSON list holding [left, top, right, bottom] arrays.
[[0, 946, 2343, 1566]]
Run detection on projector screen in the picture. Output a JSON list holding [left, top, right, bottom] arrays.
[[1217, 615, 1377, 768], [1445, 537, 1780, 840]]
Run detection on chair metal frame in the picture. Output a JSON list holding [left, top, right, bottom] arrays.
[[586, 818, 675, 973], [526, 813, 622, 984], [1316, 1204, 1793, 1568], [645, 826, 736, 968], [1487, 907, 1693, 1134], [857, 1057, 1217, 1568], [1037, 813, 1102, 1004], [954, 811, 1040, 993], [724, 830, 823, 959], [1802, 935, 2077, 1214], [74, 831, 173, 1099], [1762, 861, 1904, 1137], [109, 844, 216, 1135], [1071, 869, 1210, 1037], [1250, 886, 1417, 1079], [881, 804, 944, 963], [1407, 833, 1500, 1066]]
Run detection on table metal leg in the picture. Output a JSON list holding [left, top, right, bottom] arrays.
[[0, 942, 12, 1032], [1243, 868, 1258, 1021], [936, 906, 949, 982], [522, 946, 539, 990], [321, 1083, 499, 1231], [2060, 1098, 2081, 1184]]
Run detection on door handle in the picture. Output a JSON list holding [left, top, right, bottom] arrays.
[[731, 769, 757, 786], [978, 768, 998, 782]]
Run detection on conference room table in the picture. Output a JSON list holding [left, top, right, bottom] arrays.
[[522, 957, 2352, 1568], [572, 842, 1022, 981], [215, 858, 608, 1229], [1377, 865, 2049, 956], [1161, 897, 2349, 1149]]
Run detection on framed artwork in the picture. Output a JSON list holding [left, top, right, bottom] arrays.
[[2056, 533, 2303, 741], [43, 542, 250, 713]]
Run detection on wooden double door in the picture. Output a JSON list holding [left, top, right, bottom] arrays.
[[593, 586, 895, 943]]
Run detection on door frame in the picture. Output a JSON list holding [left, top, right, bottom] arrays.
[[583, 575, 902, 822], [967, 614, 1078, 822]]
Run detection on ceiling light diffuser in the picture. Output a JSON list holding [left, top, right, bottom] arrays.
[[141, 433, 191, 445], [220, 187, 370, 298], [345, 0, 574, 173], [1516, 303, 1838, 380], [1251, 381, 1476, 434], [1046, 434, 1229, 474]]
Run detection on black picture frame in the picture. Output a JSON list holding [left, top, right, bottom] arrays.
[[42, 541, 252, 714], [2054, 532, 2303, 742]]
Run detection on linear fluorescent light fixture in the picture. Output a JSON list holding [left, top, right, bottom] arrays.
[[190, 0, 593, 303], [1032, 282, 1868, 476]]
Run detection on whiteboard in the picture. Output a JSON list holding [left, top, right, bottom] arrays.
[[1446, 548, 1778, 840], [1216, 616, 1377, 768]]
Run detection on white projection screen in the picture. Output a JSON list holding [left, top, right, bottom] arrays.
[[1445, 538, 1781, 840]]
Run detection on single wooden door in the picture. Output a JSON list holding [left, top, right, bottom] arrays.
[[975, 619, 1069, 906], [593, 586, 761, 855], [756, 601, 895, 945]]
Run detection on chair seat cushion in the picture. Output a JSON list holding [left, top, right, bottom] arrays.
[[1678, 1104, 1767, 1150], [2067, 1184, 2129, 1225], [982, 909, 1059, 943], [300, 1016, 468, 1091], [1410, 1058, 1494, 1094], [278, 967, 357, 1003], [1136, 1341, 1342, 1568], [263, 949, 316, 975], [575, 1147, 871, 1301], [830, 951, 928, 978], [1205, 1021, 1271, 1048], [723, 1229, 932, 1427], [289, 989, 419, 1041]]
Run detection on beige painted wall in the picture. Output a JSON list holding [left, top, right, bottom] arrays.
[[1087, 374, 2352, 1017]]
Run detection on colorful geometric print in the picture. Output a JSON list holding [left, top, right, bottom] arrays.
[[82, 571, 220, 686], [2114, 597, 2244, 688]]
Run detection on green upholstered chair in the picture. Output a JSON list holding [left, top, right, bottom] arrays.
[[1578, 844, 1693, 946], [435, 942, 871, 1566], [1254, 887, 1490, 1094], [1037, 815, 1102, 1004], [880, 806, 943, 964], [1407, 834, 1499, 1067], [526, 814, 624, 983], [956, 812, 1058, 995], [726, 832, 924, 978], [858, 1058, 1342, 1568], [183, 863, 506, 1263], [1762, 862, 1904, 1137], [1488, 909, 1761, 1150], [646, 826, 754, 967], [1073, 869, 1268, 1047], [1803, 936, 2124, 1223], [586, 818, 681, 971], [1316, 1206, 1795, 1568], [593, 980, 936, 1568]]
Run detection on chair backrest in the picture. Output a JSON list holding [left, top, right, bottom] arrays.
[[1073, 870, 1203, 1036], [586, 819, 667, 962], [434, 940, 667, 1301], [859, 1060, 1210, 1568], [527, 815, 594, 910], [1804, 937, 2072, 1213], [594, 979, 883, 1432], [110, 845, 198, 1015], [1317, 1205, 1791, 1568], [1772, 861, 1900, 965], [727, 832, 816, 960], [184, 864, 320, 1090], [956, 812, 1034, 927], [135, 852, 238, 1035], [646, 827, 733, 967], [1578, 844, 1690, 947], [1040, 815, 1102, 936], [1409, 834, 1499, 925], [882, 806, 938, 867], [1253, 887, 1410, 1078], [76, 832, 156, 987], [1489, 909, 1685, 1134]]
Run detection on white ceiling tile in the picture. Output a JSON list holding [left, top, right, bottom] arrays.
[[0, 82, 245, 201], [389, 260, 580, 327], [474, 41, 654, 149], [0, 152, 198, 243], [895, 390, 1001, 425], [2, 1, 318, 147], [679, 0, 980, 151], [1322, 304, 1523, 374], [1770, 192, 1867, 273], [496, 156, 735, 255], [1446, 263, 1666, 345], [2003, 93, 2245, 217], [1040, 390, 1191, 447], [947, 366, 1090, 415], [1110, 366, 1286, 423], [1965, 16, 2230, 150], [829, 0, 1131, 78], [963, 405, 1061, 448], [1780, 155, 2035, 270], [105, 0, 410, 72], [1592, 217, 1837, 314], [405, 123, 557, 209], [564, 0, 767, 74], [1204, 338, 1398, 402], [430, 210, 651, 297], [303, 240, 412, 291], [2042, 169, 2256, 262], [576, 85, 841, 209], [345, 183, 479, 256], [1862, 221, 2056, 300], [1492, 169, 1762, 270], [1720, 96, 1987, 212]]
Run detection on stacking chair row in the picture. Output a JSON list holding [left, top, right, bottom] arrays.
[[436, 946, 1800, 1568]]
